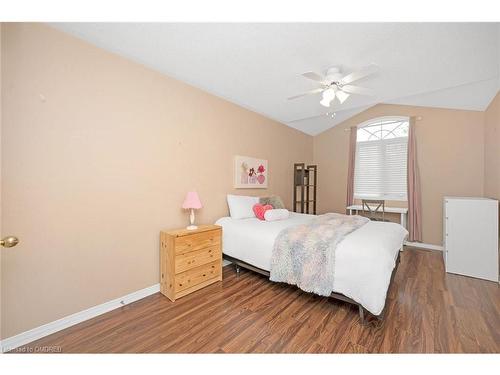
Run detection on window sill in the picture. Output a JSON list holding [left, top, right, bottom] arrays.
[[354, 196, 408, 202]]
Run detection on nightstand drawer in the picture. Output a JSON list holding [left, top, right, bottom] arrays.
[[175, 229, 221, 254], [175, 245, 221, 274], [175, 260, 221, 293]]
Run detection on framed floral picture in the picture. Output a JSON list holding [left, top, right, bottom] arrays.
[[234, 155, 268, 189]]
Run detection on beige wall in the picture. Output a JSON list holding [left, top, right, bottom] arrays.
[[0, 23, 313, 338], [484, 92, 500, 201], [313, 104, 485, 245]]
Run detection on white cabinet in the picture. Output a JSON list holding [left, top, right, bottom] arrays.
[[443, 197, 498, 282]]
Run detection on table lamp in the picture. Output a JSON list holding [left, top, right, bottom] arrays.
[[182, 191, 202, 230]]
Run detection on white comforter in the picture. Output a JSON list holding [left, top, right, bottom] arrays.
[[215, 212, 408, 315]]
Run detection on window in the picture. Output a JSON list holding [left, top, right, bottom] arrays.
[[354, 117, 409, 201]]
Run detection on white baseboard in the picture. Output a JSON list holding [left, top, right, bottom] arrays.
[[1, 283, 160, 353], [405, 241, 444, 251]]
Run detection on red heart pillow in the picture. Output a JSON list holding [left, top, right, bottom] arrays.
[[253, 203, 273, 220]]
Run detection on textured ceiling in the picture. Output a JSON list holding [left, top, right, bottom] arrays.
[[51, 23, 500, 135]]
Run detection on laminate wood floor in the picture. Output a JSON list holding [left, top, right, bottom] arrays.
[[13, 248, 500, 353]]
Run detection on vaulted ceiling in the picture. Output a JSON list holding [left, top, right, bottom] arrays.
[[52, 23, 500, 135]]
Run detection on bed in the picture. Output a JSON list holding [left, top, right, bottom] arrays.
[[215, 212, 408, 322]]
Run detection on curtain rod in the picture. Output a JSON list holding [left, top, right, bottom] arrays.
[[343, 116, 423, 131]]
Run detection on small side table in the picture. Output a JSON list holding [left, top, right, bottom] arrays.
[[160, 225, 222, 301]]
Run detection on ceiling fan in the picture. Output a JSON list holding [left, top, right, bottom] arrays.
[[288, 64, 378, 107]]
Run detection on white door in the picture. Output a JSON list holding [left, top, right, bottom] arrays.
[[1, 23, 22, 343]]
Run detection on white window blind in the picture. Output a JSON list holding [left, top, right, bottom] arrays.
[[354, 118, 409, 201]]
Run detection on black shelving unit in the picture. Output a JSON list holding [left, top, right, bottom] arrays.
[[293, 163, 317, 214]]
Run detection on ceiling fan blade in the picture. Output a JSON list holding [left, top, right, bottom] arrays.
[[340, 64, 379, 85], [287, 88, 324, 100], [341, 85, 374, 96], [302, 71, 326, 83]]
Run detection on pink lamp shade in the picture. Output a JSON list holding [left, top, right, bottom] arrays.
[[182, 191, 202, 210]]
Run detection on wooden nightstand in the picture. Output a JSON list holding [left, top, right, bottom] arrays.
[[160, 225, 222, 301]]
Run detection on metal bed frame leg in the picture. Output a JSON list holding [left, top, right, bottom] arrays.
[[235, 264, 240, 275], [358, 305, 365, 324]]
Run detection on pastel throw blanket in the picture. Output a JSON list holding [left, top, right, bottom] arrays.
[[270, 213, 369, 296]]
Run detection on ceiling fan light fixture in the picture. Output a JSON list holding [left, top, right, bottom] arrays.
[[336, 90, 350, 104], [320, 97, 331, 107], [322, 88, 336, 102], [320, 88, 336, 107]]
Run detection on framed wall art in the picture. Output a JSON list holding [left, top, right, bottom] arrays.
[[234, 155, 268, 189]]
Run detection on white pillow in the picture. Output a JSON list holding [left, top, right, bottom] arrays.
[[227, 194, 259, 219], [264, 209, 290, 222]]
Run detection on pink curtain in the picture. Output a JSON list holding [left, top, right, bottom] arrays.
[[407, 117, 422, 242], [346, 126, 357, 207]]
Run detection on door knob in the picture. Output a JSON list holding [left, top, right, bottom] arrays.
[[1, 236, 19, 248]]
